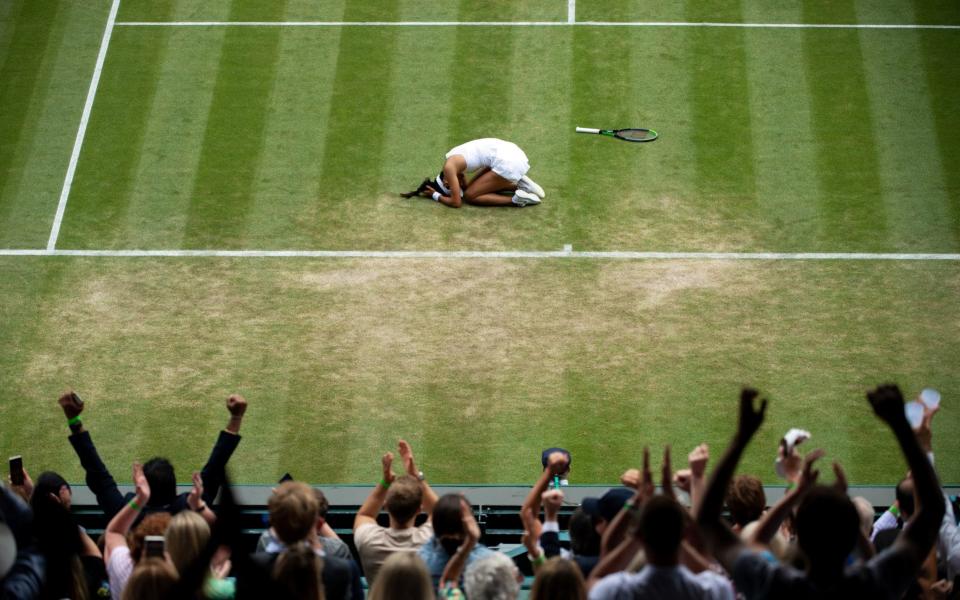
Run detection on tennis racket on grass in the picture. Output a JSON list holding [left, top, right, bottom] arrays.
[[576, 126, 658, 142]]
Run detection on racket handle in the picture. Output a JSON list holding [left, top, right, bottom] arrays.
[[576, 127, 600, 134]]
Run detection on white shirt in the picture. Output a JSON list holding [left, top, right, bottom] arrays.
[[446, 138, 512, 172], [589, 564, 734, 600]]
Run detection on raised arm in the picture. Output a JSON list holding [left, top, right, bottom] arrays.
[[521, 452, 568, 521], [199, 394, 247, 505], [440, 498, 480, 593], [687, 443, 709, 515], [696, 388, 767, 571], [398, 439, 438, 515], [868, 385, 945, 568], [748, 449, 823, 547], [354, 452, 395, 530], [104, 462, 150, 562], [60, 391, 127, 520]]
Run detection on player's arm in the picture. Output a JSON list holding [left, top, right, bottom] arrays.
[[442, 158, 464, 207]]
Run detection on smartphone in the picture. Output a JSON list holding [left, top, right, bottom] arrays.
[[278, 473, 294, 483], [144, 536, 165, 559], [9, 456, 24, 486], [71, 392, 84, 406]]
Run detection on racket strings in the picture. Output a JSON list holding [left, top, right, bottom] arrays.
[[617, 129, 656, 142]]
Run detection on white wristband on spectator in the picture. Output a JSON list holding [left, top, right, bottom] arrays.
[[432, 191, 441, 202], [541, 521, 560, 533]]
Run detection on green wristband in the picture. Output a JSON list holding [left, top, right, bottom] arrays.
[[380, 478, 391, 489], [531, 553, 546, 567], [889, 504, 900, 518], [67, 416, 81, 426], [129, 499, 141, 511], [785, 482, 796, 492]]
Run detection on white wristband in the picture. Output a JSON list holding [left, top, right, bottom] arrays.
[[432, 191, 441, 202]]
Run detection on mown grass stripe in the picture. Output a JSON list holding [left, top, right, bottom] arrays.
[[242, 25, 345, 248], [858, 30, 957, 252], [802, 1, 887, 250], [0, 0, 23, 71], [0, 0, 65, 234], [312, 2, 401, 247], [914, 25, 960, 244], [743, 25, 821, 251], [446, 0, 515, 147], [687, 16, 758, 213], [118, 28, 226, 249], [181, 1, 287, 248], [61, 10, 173, 248]]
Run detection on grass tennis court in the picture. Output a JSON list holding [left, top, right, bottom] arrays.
[[1, 0, 958, 486]]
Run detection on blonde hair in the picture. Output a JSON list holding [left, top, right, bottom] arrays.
[[165, 510, 210, 575], [269, 482, 320, 544], [121, 557, 178, 600], [368, 552, 433, 600]]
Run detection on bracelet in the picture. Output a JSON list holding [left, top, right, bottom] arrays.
[[67, 416, 81, 426], [889, 504, 900, 518], [530, 552, 546, 567], [380, 478, 392, 489], [785, 482, 796, 492], [129, 499, 142, 511], [623, 500, 639, 512]]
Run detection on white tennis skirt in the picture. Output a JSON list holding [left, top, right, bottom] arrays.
[[490, 141, 530, 183]]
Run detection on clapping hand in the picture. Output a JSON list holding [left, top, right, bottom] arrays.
[[381, 452, 396, 486], [187, 471, 204, 511]]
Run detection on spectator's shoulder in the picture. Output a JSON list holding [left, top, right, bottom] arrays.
[[588, 571, 634, 599], [353, 521, 383, 544], [415, 520, 434, 539]]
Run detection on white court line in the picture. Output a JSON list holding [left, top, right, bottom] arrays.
[[2, 248, 959, 261], [47, 0, 121, 251], [568, 1, 576, 24], [114, 21, 960, 30]]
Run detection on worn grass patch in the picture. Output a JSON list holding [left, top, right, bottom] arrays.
[[0, 257, 957, 485]]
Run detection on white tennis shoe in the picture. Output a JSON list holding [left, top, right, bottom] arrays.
[[512, 189, 541, 207], [517, 175, 545, 199]]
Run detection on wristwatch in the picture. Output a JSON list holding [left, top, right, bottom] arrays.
[[417, 471, 426, 481]]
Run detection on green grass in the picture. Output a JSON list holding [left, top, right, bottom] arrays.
[[1, 0, 959, 486]]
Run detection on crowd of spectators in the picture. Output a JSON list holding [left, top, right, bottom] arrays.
[[1, 384, 958, 599]]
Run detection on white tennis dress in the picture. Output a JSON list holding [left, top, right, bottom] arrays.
[[445, 138, 530, 183]]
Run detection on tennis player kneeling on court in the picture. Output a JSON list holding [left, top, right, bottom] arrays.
[[404, 138, 545, 208]]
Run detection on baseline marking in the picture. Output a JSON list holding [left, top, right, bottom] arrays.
[[114, 21, 960, 30], [47, 0, 122, 251], [2, 248, 959, 261]]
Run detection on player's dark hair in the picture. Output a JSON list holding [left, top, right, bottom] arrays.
[[400, 178, 433, 199]]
